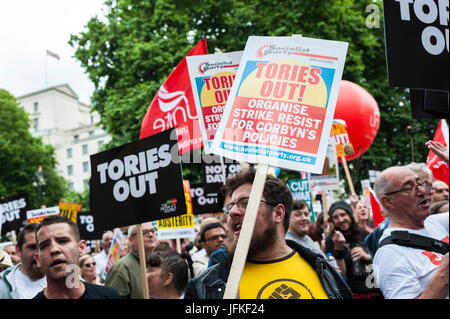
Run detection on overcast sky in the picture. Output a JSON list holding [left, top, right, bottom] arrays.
[[0, 0, 106, 105]]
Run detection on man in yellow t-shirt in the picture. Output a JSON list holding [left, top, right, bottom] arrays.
[[184, 168, 352, 299]]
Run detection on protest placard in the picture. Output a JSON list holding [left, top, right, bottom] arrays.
[[187, 51, 243, 153], [210, 36, 348, 174], [90, 129, 187, 231], [309, 140, 340, 191], [77, 211, 103, 241], [330, 119, 355, 195], [58, 201, 82, 224], [383, 0, 448, 92], [202, 154, 242, 193], [190, 183, 222, 215], [288, 178, 315, 221], [101, 229, 124, 281], [215, 35, 348, 299], [0, 194, 29, 235], [156, 180, 195, 240], [26, 206, 60, 224]]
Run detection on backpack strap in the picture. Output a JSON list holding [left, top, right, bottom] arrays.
[[378, 231, 449, 255]]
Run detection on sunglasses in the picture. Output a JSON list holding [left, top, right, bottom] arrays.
[[83, 262, 96, 267]]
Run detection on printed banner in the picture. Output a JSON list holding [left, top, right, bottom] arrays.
[[309, 140, 340, 191], [26, 206, 60, 224], [90, 129, 187, 231], [58, 201, 82, 224], [187, 51, 243, 153], [210, 36, 348, 173], [157, 180, 196, 240], [0, 194, 30, 235], [288, 178, 315, 221]]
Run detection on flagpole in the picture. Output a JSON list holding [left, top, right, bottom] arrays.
[[45, 50, 48, 87]]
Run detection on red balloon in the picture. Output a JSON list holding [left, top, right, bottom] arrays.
[[333, 80, 380, 162]]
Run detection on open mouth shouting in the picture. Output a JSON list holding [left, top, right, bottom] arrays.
[[232, 221, 242, 237], [417, 196, 430, 209], [50, 258, 66, 270]]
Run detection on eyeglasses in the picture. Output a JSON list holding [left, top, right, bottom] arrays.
[[131, 229, 156, 237], [222, 197, 276, 215], [384, 180, 432, 196], [205, 234, 228, 241], [83, 262, 96, 267]]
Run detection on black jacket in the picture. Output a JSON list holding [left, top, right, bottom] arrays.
[[184, 239, 353, 299]]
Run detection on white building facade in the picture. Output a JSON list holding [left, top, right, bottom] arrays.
[[18, 84, 111, 193]]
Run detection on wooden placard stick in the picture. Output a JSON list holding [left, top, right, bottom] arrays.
[[136, 224, 150, 299], [223, 163, 269, 299], [176, 238, 182, 254], [322, 190, 331, 222], [340, 155, 356, 195]]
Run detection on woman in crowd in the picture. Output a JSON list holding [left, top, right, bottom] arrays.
[[79, 254, 102, 285], [146, 250, 189, 299]]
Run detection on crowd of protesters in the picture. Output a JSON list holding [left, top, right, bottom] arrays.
[[0, 140, 448, 299]]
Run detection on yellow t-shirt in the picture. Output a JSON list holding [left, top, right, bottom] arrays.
[[239, 251, 329, 299]]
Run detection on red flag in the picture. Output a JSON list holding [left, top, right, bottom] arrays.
[[426, 119, 449, 185], [46, 49, 60, 60], [139, 39, 208, 154], [368, 186, 384, 228]]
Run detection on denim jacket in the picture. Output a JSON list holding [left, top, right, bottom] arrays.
[[184, 239, 353, 299]]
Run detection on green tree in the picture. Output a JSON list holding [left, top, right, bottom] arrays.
[[70, 0, 440, 195], [0, 89, 68, 209]]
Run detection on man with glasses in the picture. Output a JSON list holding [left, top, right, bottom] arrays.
[[373, 166, 449, 299], [192, 222, 227, 277], [185, 168, 352, 299], [105, 222, 158, 298]]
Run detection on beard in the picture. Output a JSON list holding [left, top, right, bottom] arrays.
[[226, 223, 277, 259]]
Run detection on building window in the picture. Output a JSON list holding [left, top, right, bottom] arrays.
[[33, 118, 39, 131], [67, 148, 72, 158], [90, 115, 94, 124], [83, 161, 89, 172], [98, 140, 104, 150], [69, 182, 74, 190], [67, 165, 73, 176], [82, 144, 88, 155], [89, 130, 94, 137], [74, 135, 79, 141], [34, 102, 39, 112]]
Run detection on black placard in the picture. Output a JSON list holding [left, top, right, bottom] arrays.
[[190, 183, 222, 215], [90, 129, 187, 231], [410, 89, 449, 119], [202, 155, 242, 194], [383, 0, 449, 91], [0, 193, 29, 235], [77, 211, 104, 240]]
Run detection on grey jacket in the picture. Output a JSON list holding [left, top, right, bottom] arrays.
[[185, 239, 353, 299]]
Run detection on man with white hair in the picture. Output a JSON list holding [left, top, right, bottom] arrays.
[[104, 223, 157, 299], [373, 166, 449, 299], [94, 230, 113, 276]]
